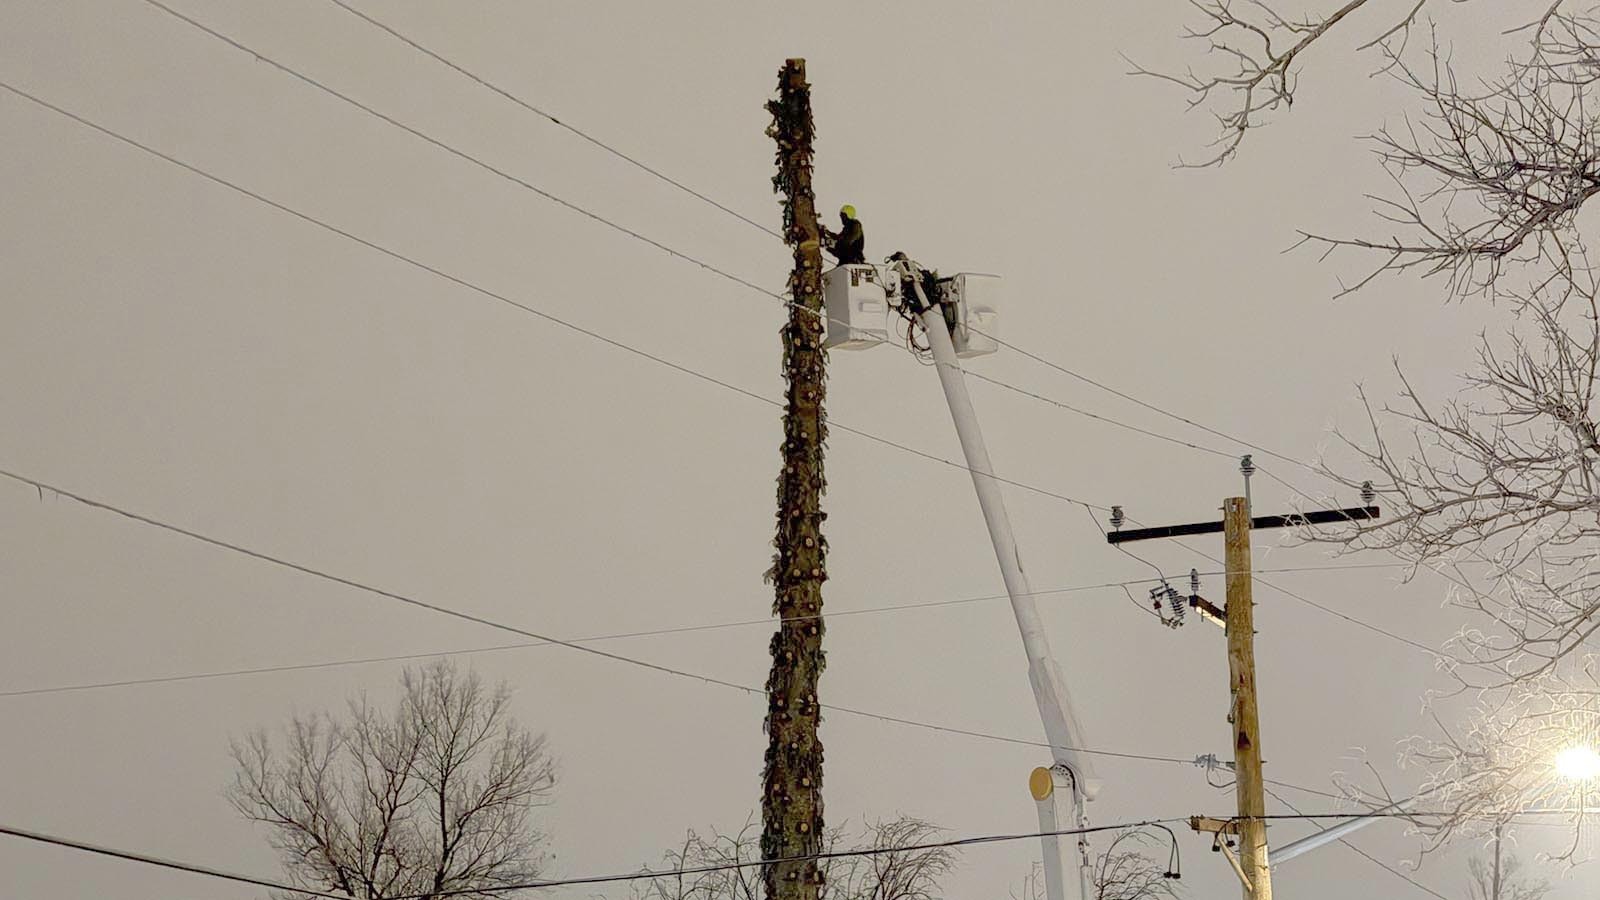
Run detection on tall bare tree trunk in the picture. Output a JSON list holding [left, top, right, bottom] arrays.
[[762, 57, 828, 900]]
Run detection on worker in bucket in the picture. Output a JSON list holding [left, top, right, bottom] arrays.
[[823, 204, 866, 265]]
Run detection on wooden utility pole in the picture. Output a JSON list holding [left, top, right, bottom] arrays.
[[1224, 497, 1270, 900], [761, 58, 829, 900], [1108, 472, 1379, 900]]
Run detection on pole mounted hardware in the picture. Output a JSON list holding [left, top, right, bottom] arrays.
[[1108, 471, 1381, 900], [1105, 506, 1379, 545]]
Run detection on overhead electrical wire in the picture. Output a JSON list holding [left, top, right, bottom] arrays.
[[161, 0, 1422, 584], [141, 0, 836, 329], [137, 0, 798, 305], [0, 20, 1506, 896], [1, 49, 1441, 673], [1252, 459, 1505, 621], [964, 370, 1239, 461], [0, 577, 1163, 699], [0, 463, 1187, 767], [1, 560, 1409, 700], [1264, 785, 1451, 900], [972, 326, 1331, 482], [306, 0, 1415, 512], [1155, 530, 1440, 657], [295, 0, 1360, 513], [0, 75, 1369, 776], [14, 0, 1462, 823], [138, 0, 1249, 497], [0, 812, 1457, 897], [21, 12, 1122, 515], [6, 16, 1450, 816], [313, 0, 1388, 495], [0, 78, 1110, 516], [307, 0, 1457, 665], [322, 0, 783, 241]]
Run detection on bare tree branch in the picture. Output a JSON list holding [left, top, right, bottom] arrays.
[[631, 817, 957, 900], [1146, 0, 1600, 868], [1468, 849, 1553, 900], [1306, 19, 1600, 299], [229, 660, 555, 900], [1137, 2, 1581, 166], [1011, 829, 1180, 900]]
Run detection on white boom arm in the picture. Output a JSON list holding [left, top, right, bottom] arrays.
[[907, 267, 1096, 900]]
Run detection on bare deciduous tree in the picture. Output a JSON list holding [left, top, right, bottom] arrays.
[[1135, 1, 1577, 167], [1246, 7, 1600, 713], [229, 660, 556, 899], [1468, 847, 1552, 900], [1011, 829, 1180, 900], [1304, 19, 1600, 299], [631, 818, 956, 900], [1374, 677, 1600, 858], [1137, 0, 1600, 863]]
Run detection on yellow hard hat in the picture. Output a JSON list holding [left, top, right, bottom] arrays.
[[840, 204, 856, 219]]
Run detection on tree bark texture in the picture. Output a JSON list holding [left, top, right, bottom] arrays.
[[762, 57, 829, 900]]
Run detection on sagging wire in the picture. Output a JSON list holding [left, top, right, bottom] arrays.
[[883, 252, 942, 360], [1099, 822, 1184, 887], [1085, 505, 1173, 623], [1196, 752, 1238, 791], [1150, 822, 1185, 882]]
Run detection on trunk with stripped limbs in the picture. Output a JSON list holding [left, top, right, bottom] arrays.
[[762, 58, 829, 900]]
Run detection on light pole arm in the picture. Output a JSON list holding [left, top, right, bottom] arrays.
[[1271, 794, 1417, 867]]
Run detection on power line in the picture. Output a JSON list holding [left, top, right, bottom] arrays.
[[0, 561, 1420, 700], [312, 0, 1395, 498], [139, 0, 811, 344], [964, 370, 1239, 461], [1, 819, 1195, 897], [1255, 570, 1439, 656], [1097, 478, 1437, 656], [1264, 785, 1450, 900], [0, 78, 1110, 514], [956, 373, 1445, 655], [140, 0, 1252, 500], [971, 326, 1330, 482], [304, 0, 1370, 498], [13, 3, 1455, 833], [0, 79, 1284, 772], [166, 0, 1375, 559], [3, 54, 1447, 819], [0, 578, 1158, 700], [321, 0, 784, 242], [1253, 459, 1505, 617], [140, 0, 793, 302], [1261, 779, 1349, 803], [307, 0, 1417, 508], [293, 0, 1459, 538], [0, 464, 1184, 766], [1161, 531, 1440, 657], [1091, 496, 1438, 657], [0, 812, 1454, 898]]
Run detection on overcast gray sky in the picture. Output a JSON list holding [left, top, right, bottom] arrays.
[[2, 1, 1591, 898]]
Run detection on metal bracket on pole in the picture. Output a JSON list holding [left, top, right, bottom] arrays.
[[1218, 840, 1253, 892], [1191, 817, 1252, 891], [1190, 816, 1241, 835]]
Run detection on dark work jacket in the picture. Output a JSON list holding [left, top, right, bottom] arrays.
[[830, 217, 865, 265]]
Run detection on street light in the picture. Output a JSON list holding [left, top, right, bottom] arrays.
[[1556, 745, 1600, 781]]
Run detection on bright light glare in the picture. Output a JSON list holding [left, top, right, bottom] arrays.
[[1555, 745, 1600, 781]]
